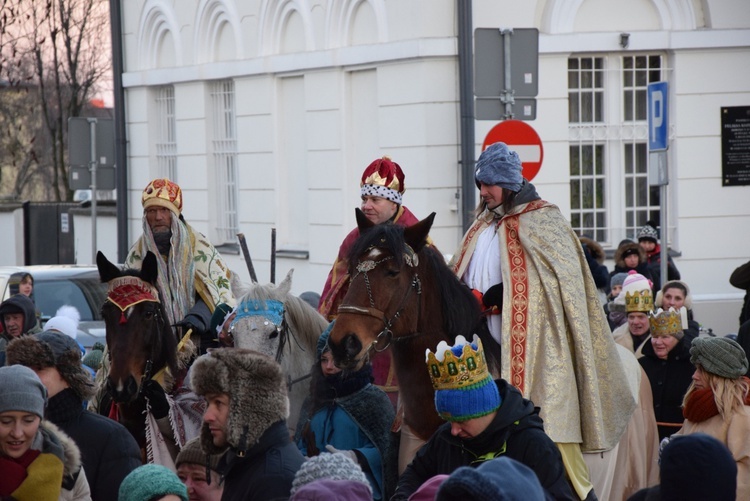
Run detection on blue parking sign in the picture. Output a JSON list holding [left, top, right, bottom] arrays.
[[648, 82, 668, 151]]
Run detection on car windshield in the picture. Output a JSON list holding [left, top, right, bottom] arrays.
[[33, 278, 107, 321]]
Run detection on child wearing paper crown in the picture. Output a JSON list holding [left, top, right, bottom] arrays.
[[391, 335, 575, 501]]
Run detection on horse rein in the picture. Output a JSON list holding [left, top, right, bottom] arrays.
[[337, 246, 423, 352]]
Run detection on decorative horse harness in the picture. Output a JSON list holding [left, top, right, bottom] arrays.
[[337, 243, 423, 351]]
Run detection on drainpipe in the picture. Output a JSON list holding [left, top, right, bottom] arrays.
[[457, 0, 475, 233], [109, 0, 129, 262]]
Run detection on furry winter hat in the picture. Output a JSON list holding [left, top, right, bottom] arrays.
[[6, 330, 95, 400], [290, 453, 372, 497], [190, 348, 289, 454], [614, 242, 646, 267], [655, 280, 694, 310], [579, 236, 605, 264], [44, 305, 81, 340], [690, 337, 749, 379]]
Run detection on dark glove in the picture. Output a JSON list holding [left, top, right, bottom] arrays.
[[176, 313, 206, 336], [141, 379, 170, 419], [482, 283, 504, 314]]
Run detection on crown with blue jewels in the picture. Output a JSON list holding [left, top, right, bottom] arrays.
[[426, 335, 491, 391]]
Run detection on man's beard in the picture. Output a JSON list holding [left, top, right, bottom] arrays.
[[153, 230, 172, 255]]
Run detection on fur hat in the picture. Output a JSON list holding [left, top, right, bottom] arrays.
[[290, 453, 372, 497], [6, 330, 95, 400], [655, 280, 694, 310], [436, 456, 545, 501], [190, 348, 289, 454], [614, 242, 646, 268], [637, 222, 659, 244], [0, 365, 47, 418], [579, 236, 605, 264], [119, 464, 188, 501], [474, 142, 524, 192], [142, 178, 183, 215], [360, 156, 405, 205], [175, 437, 222, 472], [44, 305, 81, 340], [426, 335, 501, 422], [690, 337, 749, 379]]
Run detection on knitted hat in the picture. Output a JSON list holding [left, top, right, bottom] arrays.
[[426, 335, 501, 422], [655, 280, 694, 310], [620, 271, 653, 313], [436, 456, 545, 501], [621, 247, 640, 260], [360, 156, 405, 205], [209, 302, 234, 335], [659, 434, 736, 501], [82, 348, 104, 372], [408, 475, 449, 501], [610, 272, 628, 290], [690, 337, 749, 379], [291, 479, 373, 501], [118, 464, 188, 501], [142, 178, 183, 215], [316, 321, 334, 360], [175, 437, 221, 472], [44, 305, 81, 340], [637, 222, 659, 244], [290, 453, 372, 497], [649, 307, 688, 340], [474, 142, 524, 192], [0, 365, 47, 418], [6, 330, 96, 400], [190, 348, 289, 454]]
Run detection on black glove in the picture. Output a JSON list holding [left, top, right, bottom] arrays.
[[176, 313, 206, 336], [483, 283, 504, 313], [141, 379, 170, 419]]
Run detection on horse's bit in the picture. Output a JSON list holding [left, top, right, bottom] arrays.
[[337, 245, 422, 351]]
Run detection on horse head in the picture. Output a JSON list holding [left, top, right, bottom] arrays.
[[328, 209, 435, 370], [97, 251, 178, 404]]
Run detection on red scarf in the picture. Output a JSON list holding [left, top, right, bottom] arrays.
[[0, 449, 41, 496], [683, 377, 750, 423]]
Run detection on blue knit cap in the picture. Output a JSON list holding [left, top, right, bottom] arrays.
[[118, 464, 188, 501], [317, 320, 335, 360], [475, 142, 524, 192]]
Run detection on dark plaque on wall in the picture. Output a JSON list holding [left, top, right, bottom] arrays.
[[722, 106, 750, 186]]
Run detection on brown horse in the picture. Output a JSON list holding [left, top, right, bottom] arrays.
[[327, 210, 499, 441], [95, 250, 183, 452]]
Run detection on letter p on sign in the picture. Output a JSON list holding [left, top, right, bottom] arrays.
[[648, 82, 668, 151]]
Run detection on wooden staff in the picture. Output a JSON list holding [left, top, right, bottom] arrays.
[[236, 233, 258, 283]]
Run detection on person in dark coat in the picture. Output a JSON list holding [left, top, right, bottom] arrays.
[[654, 280, 700, 342], [392, 336, 575, 501], [637, 222, 680, 294], [0, 293, 41, 365], [611, 242, 654, 291], [6, 329, 141, 501], [638, 308, 694, 441], [730, 259, 750, 330], [191, 348, 305, 501]]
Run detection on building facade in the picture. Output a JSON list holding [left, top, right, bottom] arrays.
[[117, 0, 750, 334]]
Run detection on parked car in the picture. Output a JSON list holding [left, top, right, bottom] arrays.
[[0, 265, 108, 351]]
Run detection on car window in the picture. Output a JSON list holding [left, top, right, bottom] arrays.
[[34, 278, 107, 321]]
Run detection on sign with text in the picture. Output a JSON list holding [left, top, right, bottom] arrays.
[[721, 106, 750, 186]]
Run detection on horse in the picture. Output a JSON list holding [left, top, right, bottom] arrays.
[[327, 209, 499, 442], [230, 269, 329, 433], [95, 250, 201, 463]]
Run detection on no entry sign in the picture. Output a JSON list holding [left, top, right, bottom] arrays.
[[482, 120, 544, 181]]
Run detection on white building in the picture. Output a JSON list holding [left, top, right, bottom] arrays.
[[115, 0, 750, 335]]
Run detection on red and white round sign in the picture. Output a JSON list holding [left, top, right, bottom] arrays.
[[482, 120, 544, 181]]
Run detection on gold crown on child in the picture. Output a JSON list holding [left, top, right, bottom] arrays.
[[649, 307, 686, 337], [625, 289, 653, 313], [425, 335, 491, 391]]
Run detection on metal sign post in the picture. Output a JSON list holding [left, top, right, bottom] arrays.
[[88, 118, 98, 261], [647, 81, 669, 286]]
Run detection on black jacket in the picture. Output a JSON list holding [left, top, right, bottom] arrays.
[[46, 388, 141, 501], [0, 294, 41, 365], [392, 379, 575, 501], [219, 420, 305, 501], [638, 338, 694, 441]]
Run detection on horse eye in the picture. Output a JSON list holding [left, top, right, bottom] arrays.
[[269, 329, 279, 339], [386, 268, 399, 278]]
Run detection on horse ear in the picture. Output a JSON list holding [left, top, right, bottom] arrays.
[[140, 251, 159, 285], [96, 251, 121, 283], [355, 208, 375, 233], [404, 212, 436, 253], [278, 269, 294, 296]]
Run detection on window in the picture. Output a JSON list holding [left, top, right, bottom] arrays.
[[209, 80, 239, 244], [155, 85, 177, 181], [568, 54, 667, 247]]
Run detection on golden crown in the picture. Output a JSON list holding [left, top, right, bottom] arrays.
[[649, 307, 687, 337], [425, 335, 491, 391], [625, 289, 653, 313]]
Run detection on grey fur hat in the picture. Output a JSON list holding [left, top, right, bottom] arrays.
[[690, 337, 748, 379], [190, 348, 289, 454], [6, 330, 95, 400]]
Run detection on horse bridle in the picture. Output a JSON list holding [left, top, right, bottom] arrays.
[[337, 245, 423, 352]]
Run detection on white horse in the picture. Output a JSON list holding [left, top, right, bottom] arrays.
[[230, 270, 329, 433]]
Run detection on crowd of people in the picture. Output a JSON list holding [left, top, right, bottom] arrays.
[[2, 154, 749, 501]]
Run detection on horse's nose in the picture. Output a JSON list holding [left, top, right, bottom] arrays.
[[341, 333, 363, 364], [107, 375, 139, 403]]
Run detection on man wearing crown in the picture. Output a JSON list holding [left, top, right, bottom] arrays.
[[449, 143, 635, 501], [126, 178, 236, 352], [612, 272, 656, 357], [392, 336, 575, 500]]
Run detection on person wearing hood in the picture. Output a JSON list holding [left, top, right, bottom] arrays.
[[391, 336, 574, 501], [0, 293, 42, 365], [611, 241, 654, 291], [190, 348, 305, 501], [0, 364, 91, 501], [6, 330, 141, 501], [449, 142, 635, 501]]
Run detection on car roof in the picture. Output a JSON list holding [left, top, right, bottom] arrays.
[[0, 265, 102, 280]]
